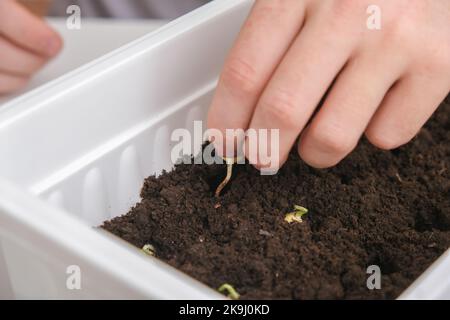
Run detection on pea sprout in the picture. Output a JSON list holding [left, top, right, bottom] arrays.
[[218, 283, 240, 300], [142, 244, 156, 256], [284, 205, 309, 224]]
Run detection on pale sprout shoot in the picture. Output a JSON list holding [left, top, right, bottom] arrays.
[[284, 205, 309, 224], [215, 156, 243, 197], [142, 244, 156, 256], [218, 283, 240, 300]]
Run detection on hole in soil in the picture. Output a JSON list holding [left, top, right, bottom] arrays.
[[340, 175, 352, 185], [205, 168, 232, 196], [390, 149, 402, 157], [196, 143, 243, 197], [203, 157, 247, 197]]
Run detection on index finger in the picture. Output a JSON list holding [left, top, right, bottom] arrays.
[[0, 0, 62, 57], [207, 0, 306, 157]]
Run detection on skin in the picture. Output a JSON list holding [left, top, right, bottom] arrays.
[[0, 0, 62, 94], [208, 0, 450, 169]]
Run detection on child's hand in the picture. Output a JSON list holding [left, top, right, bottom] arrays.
[[0, 0, 62, 94], [208, 0, 450, 169]]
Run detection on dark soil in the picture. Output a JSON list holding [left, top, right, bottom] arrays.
[[102, 95, 450, 299]]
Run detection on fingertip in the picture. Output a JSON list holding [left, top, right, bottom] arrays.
[[43, 31, 63, 57], [4, 1, 63, 57], [364, 128, 405, 151], [297, 136, 341, 169], [32, 21, 63, 57], [243, 135, 284, 174]]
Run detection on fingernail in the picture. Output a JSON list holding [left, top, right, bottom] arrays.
[[244, 133, 281, 173], [244, 137, 258, 167]]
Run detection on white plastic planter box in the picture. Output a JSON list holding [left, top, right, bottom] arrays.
[[0, 0, 448, 299]]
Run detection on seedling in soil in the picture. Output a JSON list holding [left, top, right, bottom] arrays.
[[142, 244, 156, 256], [215, 156, 242, 197], [218, 283, 240, 300], [284, 205, 308, 224]]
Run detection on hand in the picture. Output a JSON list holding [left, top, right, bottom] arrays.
[[207, 0, 450, 169], [0, 0, 62, 95]]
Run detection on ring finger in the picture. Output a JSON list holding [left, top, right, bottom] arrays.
[[298, 48, 407, 168]]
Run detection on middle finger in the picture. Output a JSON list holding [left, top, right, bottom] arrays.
[[245, 12, 358, 168]]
